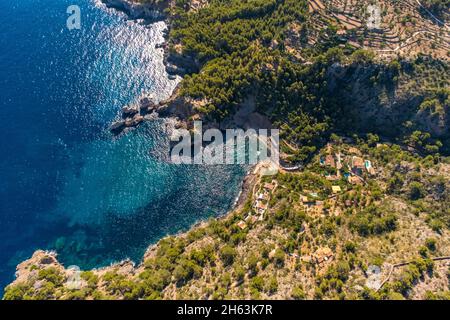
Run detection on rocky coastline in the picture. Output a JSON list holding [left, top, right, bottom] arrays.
[[102, 0, 201, 75], [102, 0, 199, 76], [5, 0, 260, 290], [104, 0, 272, 136], [100, 0, 167, 21], [100, 0, 203, 135], [6, 164, 259, 292]]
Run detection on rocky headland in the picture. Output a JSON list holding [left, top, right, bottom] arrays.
[[100, 0, 167, 21], [100, 0, 204, 135]]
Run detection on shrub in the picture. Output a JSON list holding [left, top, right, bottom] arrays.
[[3, 284, 30, 300], [409, 182, 425, 200], [247, 254, 259, 275], [37, 267, 65, 286], [419, 246, 429, 257], [81, 271, 98, 289], [266, 277, 278, 295], [344, 241, 357, 253], [273, 249, 285, 267], [425, 238, 437, 251], [291, 286, 306, 300], [220, 245, 237, 267], [250, 276, 264, 292], [173, 258, 203, 284], [234, 264, 246, 282], [350, 206, 397, 236]]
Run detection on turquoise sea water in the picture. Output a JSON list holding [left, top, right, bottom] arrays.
[[0, 0, 245, 291]]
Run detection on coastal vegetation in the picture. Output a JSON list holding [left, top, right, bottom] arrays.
[[3, 0, 449, 300], [159, 0, 449, 163], [4, 139, 450, 300], [421, 0, 450, 17]]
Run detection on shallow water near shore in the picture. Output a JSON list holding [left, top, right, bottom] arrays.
[[0, 0, 245, 291]]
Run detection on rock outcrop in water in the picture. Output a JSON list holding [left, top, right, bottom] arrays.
[[102, 0, 204, 135], [110, 93, 160, 135], [109, 85, 202, 135]]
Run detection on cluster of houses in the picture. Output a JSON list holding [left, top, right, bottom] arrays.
[[299, 193, 345, 217], [294, 247, 334, 271], [296, 145, 377, 217], [237, 181, 277, 230], [254, 182, 276, 216], [319, 145, 376, 186]]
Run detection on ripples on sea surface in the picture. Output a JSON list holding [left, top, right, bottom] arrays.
[[0, 0, 245, 290]]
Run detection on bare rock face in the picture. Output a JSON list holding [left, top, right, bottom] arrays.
[[122, 105, 139, 117], [158, 96, 196, 121], [13, 250, 63, 284], [140, 95, 157, 113], [110, 93, 161, 134], [39, 255, 57, 265], [110, 120, 126, 134], [165, 52, 200, 75], [415, 106, 449, 137], [131, 114, 144, 126], [101, 0, 168, 20]]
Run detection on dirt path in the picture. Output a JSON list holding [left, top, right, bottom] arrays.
[[376, 256, 450, 292]]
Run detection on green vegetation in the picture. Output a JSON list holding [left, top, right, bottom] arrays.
[[421, 0, 450, 18], [350, 206, 397, 236], [4, 142, 450, 300], [391, 258, 434, 296], [3, 0, 449, 301], [220, 245, 237, 266], [4, 267, 66, 300], [291, 286, 306, 300], [164, 0, 449, 163]]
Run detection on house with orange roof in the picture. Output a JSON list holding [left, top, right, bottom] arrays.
[[237, 220, 247, 230], [325, 155, 336, 167], [348, 175, 363, 185]]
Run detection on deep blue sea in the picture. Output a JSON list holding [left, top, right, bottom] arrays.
[[0, 0, 245, 291]]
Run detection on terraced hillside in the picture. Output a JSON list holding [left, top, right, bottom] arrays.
[[300, 0, 449, 60], [3, 0, 449, 300]]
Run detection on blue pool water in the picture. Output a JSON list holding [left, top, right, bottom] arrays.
[[0, 0, 245, 291]]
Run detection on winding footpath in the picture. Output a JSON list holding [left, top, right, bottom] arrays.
[[376, 256, 450, 292]]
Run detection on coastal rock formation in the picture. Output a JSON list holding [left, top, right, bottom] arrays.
[[4, 146, 450, 300], [13, 251, 64, 285], [101, 0, 168, 20], [164, 44, 201, 76], [101, 0, 201, 77], [110, 93, 159, 135], [110, 88, 274, 135], [101, 0, 204, 135], [110, 85, 206, 135], [157, 91, 196, 122]]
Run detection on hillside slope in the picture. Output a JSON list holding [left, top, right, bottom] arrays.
[[4, 141, 450, 300], [3, 0, 449, 300]]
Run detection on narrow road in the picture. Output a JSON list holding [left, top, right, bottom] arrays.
[[376, 256, 450, 292], [415, 0, 449, 29]]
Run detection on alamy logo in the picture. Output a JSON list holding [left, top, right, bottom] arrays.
[[170, 122, 279, 176], [66, 5, 81, 30], [65, 265, 82, 290]]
